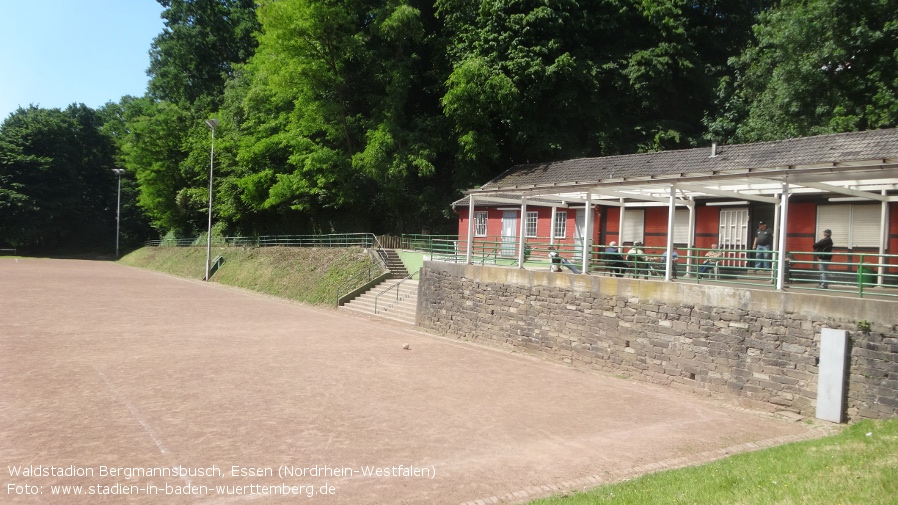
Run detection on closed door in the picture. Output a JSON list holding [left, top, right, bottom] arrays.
[[718, 208, 749, 266], [501, 211, 518, 257]]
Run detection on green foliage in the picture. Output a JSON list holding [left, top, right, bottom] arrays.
[[216, 0, 452, 234], [148, 0, 260, 105], [18, 0, 898, 246], [439, 0, 766, 187], [0, 105, 120, 251], [707, 0, 898, 143]]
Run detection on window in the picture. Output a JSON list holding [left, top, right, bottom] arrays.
[[621, 209, 645, 243], [525, 211, 538, 238], [554, 211, 567, 238], [816, 204, 880, 247], [474, 211, 487, 237]]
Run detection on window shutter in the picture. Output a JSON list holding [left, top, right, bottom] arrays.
[[849, 205, 880, 247], [673, 209, 690, 244], [816, 205, 850, 246], [621, 209, 645, 243]]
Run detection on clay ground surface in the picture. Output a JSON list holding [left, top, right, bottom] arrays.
[[1, 258, 829, 504]]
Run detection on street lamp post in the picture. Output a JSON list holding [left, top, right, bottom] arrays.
[[112, 168, 125, 258], [204, 119, 218, 281]]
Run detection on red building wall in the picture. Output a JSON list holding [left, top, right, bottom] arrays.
[[643, 208, 668, 248], [694, 206, 720, 249], [456, 205, 600, 246], [603, 207, 621, 245], [784, 202, 817, 261]]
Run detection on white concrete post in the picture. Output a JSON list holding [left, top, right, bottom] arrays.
[[582, 192, 593, 274], [518, 198, 527, 268], [775, 184, 789, 290], [664, 185, 675, 281], [879, 190, 888, 285], [550, 206, 558, 246], [687, 197, 696, 275], [466, 194, 475, 264], [618, 198, 625, 243], [816, 328, 848, 423]]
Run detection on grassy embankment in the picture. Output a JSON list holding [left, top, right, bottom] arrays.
[[532, 418, 898, 505], [119, 246, 378, 305]]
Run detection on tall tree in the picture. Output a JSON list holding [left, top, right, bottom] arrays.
[[0, 105, 120, 251], [438, 0, 768, 189], [219, 0, 451, 234], [148, 0, 261, 106], [707, 0, 898, 143], [125, 0, 261, 236]]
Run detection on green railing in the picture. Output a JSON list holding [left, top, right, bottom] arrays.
[[402, 236, 898, 298], [146, 233, 381, 249]]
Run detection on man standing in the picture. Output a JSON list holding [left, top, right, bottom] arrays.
[[813, 229, 834, 289], [752, 221, 773, 270]]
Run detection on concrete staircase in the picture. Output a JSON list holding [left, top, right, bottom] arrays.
[[340, 279, 418, 325], [382, 249, 409, 279], [340, 249, 417, 324]]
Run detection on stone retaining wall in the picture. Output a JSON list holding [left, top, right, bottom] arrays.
[[417, 262, 898, 421]]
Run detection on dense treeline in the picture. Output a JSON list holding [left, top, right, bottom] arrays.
[[1, 0, 896, 252]]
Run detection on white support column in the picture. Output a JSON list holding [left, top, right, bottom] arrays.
[[775, 184, 790, 290], [465, 194, 475, 264], [618, 198, 625, 243], [517, 198, 527, 268], [773, 197, 782, 254], [550, 206, 558, 246], [879, 190, 889, 285], [687, 197, 696, 275], [664, 185, 675, 281], [582, 192, 593, 274], [773, 193, 783, 285]]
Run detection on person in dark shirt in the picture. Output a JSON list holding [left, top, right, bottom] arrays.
[[813, 229, 834, 289], [604, 241, 625, 277], [752, 221, 773, 270]]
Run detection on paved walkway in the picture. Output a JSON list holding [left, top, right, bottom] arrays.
[[0, 259, 832, 504]]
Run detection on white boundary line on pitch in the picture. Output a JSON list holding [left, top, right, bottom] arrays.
[[94, 366, 191, 486]]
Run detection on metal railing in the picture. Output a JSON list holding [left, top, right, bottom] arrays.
[[374, 269, 420, 315], [404, 236, 898, 298], [146, 233, 397, 304], [146, 233, 382, 249], [335, 262, 387, 306]]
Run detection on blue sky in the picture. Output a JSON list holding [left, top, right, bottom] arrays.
[[0, 0, 165, 122]]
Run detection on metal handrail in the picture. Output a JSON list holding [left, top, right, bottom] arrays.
[[370, 234, 389, 271], [373, 269, 420, 315], [333, 236, 392, 306], [145, 233, 382, 248], [334, 262, 386, 306]]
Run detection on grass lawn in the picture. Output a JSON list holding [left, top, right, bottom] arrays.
[[119, 246, 377, 305], [531, 419, 898, 505]]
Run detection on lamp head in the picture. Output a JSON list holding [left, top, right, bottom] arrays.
[[205, 119, 218, 130]]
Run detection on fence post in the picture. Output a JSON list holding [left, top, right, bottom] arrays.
[[857, 254, 865, 298]]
